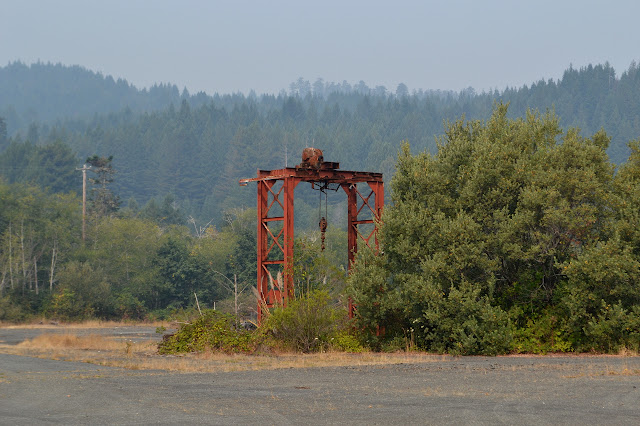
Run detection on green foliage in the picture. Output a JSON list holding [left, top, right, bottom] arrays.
[[0, 181, 82, 319], [47, 287, 90, 320], [0, 140, 78, 193], [113, 291, 147, 319], [417, 281, 513, 355], [0, 296, 27, 321], [583, 303, 640, 353], [86, 155, 120, 218], [0, 116, 7, 146], [46, 261, 113, 320], [348, 103, 638, 354], [293, 226, 348, 297], [139, 194, 186, 227], [330, 331, 365, 353], [558, 238, 640, 351], [154, 236, 210, 308], [158, 310, 256, 354], [0, 178, 257, 322], [157, 293, 363, 355], [511, 310, 573, 354], [86, 217, 165, 313], [262, 290, 353, 353], [346, 247, 401, 348]]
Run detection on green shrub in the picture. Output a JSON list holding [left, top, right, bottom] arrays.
[[114, 291, 147, 319], [512, 310, 573, 354], [158, 292, 361, 355], [0, 296, 27, 322], [46, 287, 94, 320], [558, 240, 640, 352], [583, 302, 640, 353], [46, 262, 114, 320], [416, 281, 513, 355], [330, 331, 365, 353], [158, 310, 256, 354], [262, 290, 351, 352]]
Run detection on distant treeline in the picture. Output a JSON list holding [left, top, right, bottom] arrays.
[[1, 60, 640, 227]]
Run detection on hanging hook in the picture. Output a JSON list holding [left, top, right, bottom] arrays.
[[314, 180, 337, 252], [319, 216, 327, 251], [319, 183, 328, 251]]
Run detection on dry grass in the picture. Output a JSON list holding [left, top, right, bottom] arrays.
[[0, 319, 169, 329], [3, 333, 639, 375], [17, 333, 152, 353], [1, 331, 449, 373], [111, 351, 450, 373], [617, 346, 640, 357]]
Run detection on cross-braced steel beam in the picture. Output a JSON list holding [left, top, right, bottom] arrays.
[[240, 160, 383, 324]]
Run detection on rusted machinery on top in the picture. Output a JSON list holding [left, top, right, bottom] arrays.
[[239, 148, 384, 324]]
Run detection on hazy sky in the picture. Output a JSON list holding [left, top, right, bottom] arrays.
[[2, 0, 639, 95]]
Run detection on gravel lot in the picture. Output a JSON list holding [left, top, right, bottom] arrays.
[[1, 326, 639, 425]]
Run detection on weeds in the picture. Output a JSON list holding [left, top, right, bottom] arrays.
[[262, 290, 358, 353], [158, 290, 364, 355], [158, 310, 256, 354], [0, 319, 168, 328]]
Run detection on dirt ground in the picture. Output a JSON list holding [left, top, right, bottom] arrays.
[[1, 325, 639, 424]]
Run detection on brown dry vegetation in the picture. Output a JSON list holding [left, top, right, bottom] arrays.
[[0, 319, 168, 328], [0, 331, 450, 373], [5, 333, 639, 376]]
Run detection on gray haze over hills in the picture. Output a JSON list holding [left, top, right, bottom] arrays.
[[2, 0, 639, 95]]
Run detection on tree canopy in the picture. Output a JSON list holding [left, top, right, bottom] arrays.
[[348, 104, 640, 354]]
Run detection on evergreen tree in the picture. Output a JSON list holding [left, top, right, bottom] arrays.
[[86, 155, 120, 218], [0, 116, 7, 147]]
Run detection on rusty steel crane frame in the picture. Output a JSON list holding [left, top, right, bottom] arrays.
[[239, 162, 383, 324]]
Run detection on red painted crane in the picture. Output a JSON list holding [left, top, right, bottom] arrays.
[[239, 148, 384, 324]]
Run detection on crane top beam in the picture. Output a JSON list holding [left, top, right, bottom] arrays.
[[239, 166, 383, 186]]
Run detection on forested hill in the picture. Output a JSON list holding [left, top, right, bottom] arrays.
[[0, 61, 212, 134], [1, 61, 640, 225]]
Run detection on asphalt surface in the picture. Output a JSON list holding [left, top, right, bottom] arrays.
[[1, 327, 639, 425]]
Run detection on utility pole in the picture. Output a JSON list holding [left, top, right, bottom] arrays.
[[76, 164, 91, 243]]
